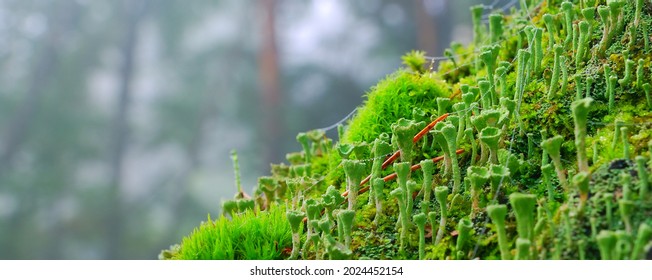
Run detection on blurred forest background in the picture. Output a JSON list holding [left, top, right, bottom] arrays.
[[0, 0, 498, 259]]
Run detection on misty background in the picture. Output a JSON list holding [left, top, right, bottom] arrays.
[[0, 0, 503, 259]]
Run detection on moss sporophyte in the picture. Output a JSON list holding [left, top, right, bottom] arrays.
[[165, 0, 652, 260]]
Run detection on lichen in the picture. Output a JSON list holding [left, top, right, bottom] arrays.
[[164, 0, 652, 260]]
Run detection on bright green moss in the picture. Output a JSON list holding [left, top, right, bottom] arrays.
[[168, 0, 652, 260], [343, 70, 450, 144], [172, 206, 292, 260]]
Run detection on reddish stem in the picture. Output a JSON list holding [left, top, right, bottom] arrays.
[[360, 113, 450, 186], [344, 148, 464, 198], [308, 148, 465, 223]]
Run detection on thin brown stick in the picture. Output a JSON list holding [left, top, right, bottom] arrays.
[[412, 113, 450, 144], [344, 148, 464, 198], [360, 113, 450, 186], [306, 149, 465, 223]]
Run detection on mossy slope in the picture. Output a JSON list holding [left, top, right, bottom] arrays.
[[164, 0, 652, 260]]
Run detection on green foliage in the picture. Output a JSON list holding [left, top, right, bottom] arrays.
[[343, 70, 450, 144], [401, 50, 427, 73], [168, 0, 652, 260], [172, 207, 292, 260]]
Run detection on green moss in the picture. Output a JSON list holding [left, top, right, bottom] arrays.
[[168, 0, 652, 260], [171, 206, 292, 260], [343, 70, 450, 144]]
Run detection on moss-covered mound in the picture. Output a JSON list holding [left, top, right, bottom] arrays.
[[163, 0, 652, 260], [161, 206, 292, 260]]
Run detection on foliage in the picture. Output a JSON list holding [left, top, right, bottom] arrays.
[[169, 0, 652, 260], [168, 206, 292, 260], [343, 70, 450, 144]]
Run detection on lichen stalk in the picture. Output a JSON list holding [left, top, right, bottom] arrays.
[[337, 210, 356, 248], [452, 103, 466, 144], [571, 97, 593, 173], [441, 123, 461, 192], [560, 56, 569, 96], [468, 166, 489, 213], [434, 186, 448, 245], [391, 118, 418, 164], [614, 230, 632, 260], [636, 59, 644, 89], [576, 21, 590, 68], [548, 45, 563, 98], [597, 5, 611, 57], [342, 160, 367, 210], [607, 75, 618, 113], [420, 159, 434, 214], [287, 210, 305, 260], [369, 138, 392, 206], [487, 204, 511, 260], [561, 2, 574, 47], [390, 188, 409, 253], [541, 135, 568, 190], [597, 230, 617, 260], [465, 128, 477, 166], [372, 178, 385, 226], [509, 192, 536, 242], [480, 127, 502, 164], [516, 238, 531, 260], [413, 213, 427, 260], [620, 126, 630, 159], [631, 223, 652, 260], [296, 132, 312, 163], [573, 172, 590, 211], [543, 14, 555, 50], [489, 14, 503, 44], [541, 164, 556, 202], [427, 212, 437, 246], [618, 59, 635, 86], [432, 123, 452, 175], [455, 218, 473, 259], [516, 49, 531, 106], [619, 198, 635, 234]]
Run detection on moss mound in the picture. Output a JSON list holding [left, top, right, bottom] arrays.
[[343, 69, 451, 144], [164, 0, 652, 260], [164, 206, 291, 260]]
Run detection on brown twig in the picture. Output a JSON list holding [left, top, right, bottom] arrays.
[[359, 113, 450, 186], [306, 148, 465, 223], [353, 148, 465, 197]]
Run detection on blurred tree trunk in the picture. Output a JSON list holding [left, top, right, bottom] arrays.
[[414, 0, 439, 56], [258, 0, 283, 165], [106, 0, 148, 259], [0, 10, 61, 175], [0, 1, 66, 258], [414, 0, 453, 65], [432, 0, 452, 56]]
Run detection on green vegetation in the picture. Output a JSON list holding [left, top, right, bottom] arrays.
[[164, 0, 652, 260], [168, 206, 292, 260]]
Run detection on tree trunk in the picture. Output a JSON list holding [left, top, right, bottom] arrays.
[[414, 0, 439, 56], [0, 1, 65, 258], [106, 0, 148, 259], [258, 0, 283, 165], [0, 10, 61, 175]]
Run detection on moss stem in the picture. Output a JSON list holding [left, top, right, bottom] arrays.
[[455, 218, 473, 259], [487, 204, 511, 260], [434, 186, 449, 245], [572, 97, 593, 173], [413, 213, 427, 260]]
